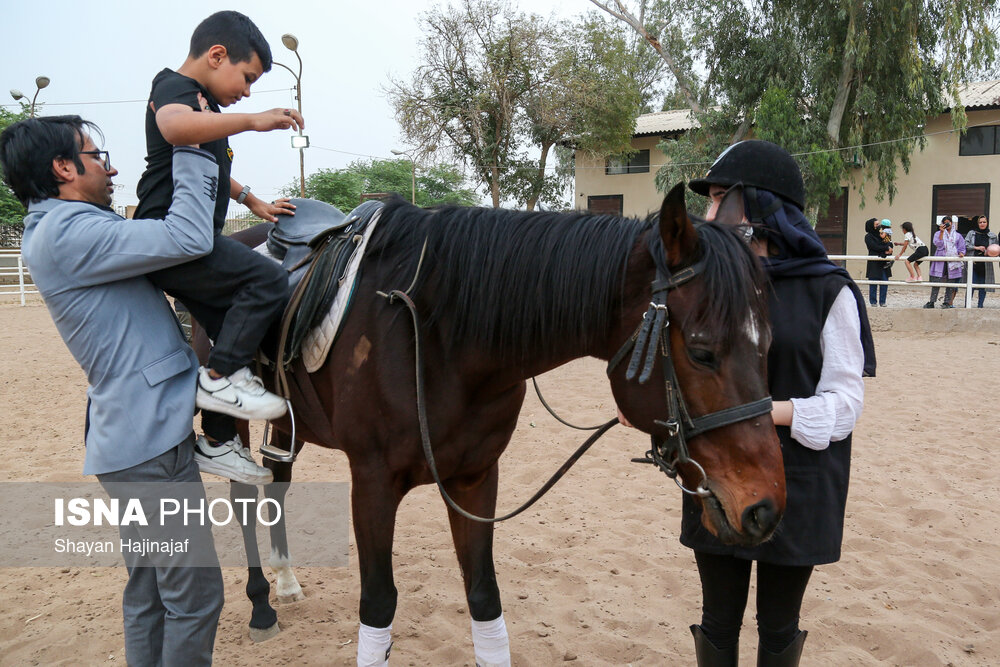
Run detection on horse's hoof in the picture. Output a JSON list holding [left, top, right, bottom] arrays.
[[278, 589, 306, 604], [248, 622, 281, 643]]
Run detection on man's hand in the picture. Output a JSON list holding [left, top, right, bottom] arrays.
[[252, 108, 305, 133], [247, 196, 296, 223]]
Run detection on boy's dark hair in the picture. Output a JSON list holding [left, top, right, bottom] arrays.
[[0, 115, 102, 206], [189, 11, 273, 72]]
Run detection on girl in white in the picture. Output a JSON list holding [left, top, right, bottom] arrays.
[[895, 221, 928, 282]]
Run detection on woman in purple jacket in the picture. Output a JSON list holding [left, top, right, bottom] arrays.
[[924, 216, 966, 308]]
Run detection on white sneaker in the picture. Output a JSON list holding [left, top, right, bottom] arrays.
[[194, 434, 273, 485], [196, 367, 288, 421]]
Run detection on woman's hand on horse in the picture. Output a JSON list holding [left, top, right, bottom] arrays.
[[616, 407, 634, 429]]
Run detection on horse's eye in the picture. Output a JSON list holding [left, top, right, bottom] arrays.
[[688, 348, 718, 368]]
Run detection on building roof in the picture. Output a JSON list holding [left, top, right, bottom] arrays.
[[633, 80, 1000, 136], [957, 79, 1000, 109], [634, 109, 701, 136]]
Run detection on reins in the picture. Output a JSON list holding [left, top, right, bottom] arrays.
[[606, 233, 773, 496], [379, 228, 774, 522], [378, 286, 619, 524]]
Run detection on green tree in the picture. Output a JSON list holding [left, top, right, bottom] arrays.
[[519, 13, 664, 210], [290, 158, 479, 210], [389, 0, 654, 210], [388, 0, 539, 208], [0, 106, 30, 223], [593, 0, 999, 213]]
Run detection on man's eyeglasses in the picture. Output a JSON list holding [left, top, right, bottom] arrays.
[[79, 150, 112, 171]]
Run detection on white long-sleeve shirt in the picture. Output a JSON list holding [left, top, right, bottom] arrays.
[[788, 286, 865, 450]]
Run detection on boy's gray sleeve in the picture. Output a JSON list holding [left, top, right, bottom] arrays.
[[53, 147, 219, 287]]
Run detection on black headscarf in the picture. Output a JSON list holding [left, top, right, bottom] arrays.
[[743, 186, 877, 377], [973, 219, 992, 254]]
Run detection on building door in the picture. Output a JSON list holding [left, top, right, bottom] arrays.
[[587, 195, 623, 215], [932, 184, 990, 239], [815, 187, 848, 256]]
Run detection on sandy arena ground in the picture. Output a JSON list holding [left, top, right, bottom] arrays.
[[1, 301, 998, 666]]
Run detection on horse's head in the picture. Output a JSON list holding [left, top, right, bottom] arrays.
[[608, 183, 785, 546]]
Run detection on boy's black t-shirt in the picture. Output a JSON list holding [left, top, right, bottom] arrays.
[[134, 68, 232, 230]]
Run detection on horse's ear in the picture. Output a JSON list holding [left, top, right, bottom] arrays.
[[713, 184, 746, 226], [659, 182, 699, 267]]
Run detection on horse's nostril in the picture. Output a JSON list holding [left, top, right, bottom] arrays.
[[741, 499, 779, 538]]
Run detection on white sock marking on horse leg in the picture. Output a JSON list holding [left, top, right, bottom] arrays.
[[357, 622, 393, 666], [471, 613, 511, 667], [270, 546, 304, 601]]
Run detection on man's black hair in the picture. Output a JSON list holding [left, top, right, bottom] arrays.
[[0, 115, 103, 206], [189, 11, 273, 72]]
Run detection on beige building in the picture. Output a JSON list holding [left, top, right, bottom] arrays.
[[574, 81, 1000, 278]]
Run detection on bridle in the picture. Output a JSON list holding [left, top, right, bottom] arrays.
[[607, 233, 773, 497]]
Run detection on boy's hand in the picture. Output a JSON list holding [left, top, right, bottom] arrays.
[[252, 108, 305, 133], [247, 196, 296, 223]]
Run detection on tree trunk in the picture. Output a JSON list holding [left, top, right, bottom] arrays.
[[589, 0, 702, 114], [732, 116, 753, 144], [490, 163, 501, 208], [826, 2, 860, 144], [526, 142, 553, 212]]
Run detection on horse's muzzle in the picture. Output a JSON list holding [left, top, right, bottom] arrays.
[[702, 494, 779, 547], [740, 498, 780, 542]]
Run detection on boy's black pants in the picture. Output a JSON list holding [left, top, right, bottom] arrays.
[[150, 232, 289, 441]]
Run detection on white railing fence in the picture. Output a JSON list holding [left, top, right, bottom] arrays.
[[3, 249, 999, 309], [831, 254, 1000, 309], [0, 249, 37, 305]]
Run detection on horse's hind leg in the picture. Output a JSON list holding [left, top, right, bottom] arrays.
[[263, 433, 304, 603], [444, 463, 510, 667]]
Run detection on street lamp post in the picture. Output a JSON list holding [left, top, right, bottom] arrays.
[[274, 34, 308, 197], [9, 76, 51, 118], [391, 145, 436, 205], [390, 149, 417, 204]]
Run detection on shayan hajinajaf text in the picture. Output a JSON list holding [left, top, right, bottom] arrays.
[[53, 538, 190, 558]]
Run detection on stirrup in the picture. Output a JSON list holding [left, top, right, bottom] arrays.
[[260, 399, 298, 463]]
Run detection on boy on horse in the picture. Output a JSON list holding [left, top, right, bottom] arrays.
[[134, 10, 306, 484]]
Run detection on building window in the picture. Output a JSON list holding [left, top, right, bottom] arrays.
[[931, 183, 990, 239], [606, 149, 650, 175], [958, 126, 1000, 156], [587, 195, 623, 215]]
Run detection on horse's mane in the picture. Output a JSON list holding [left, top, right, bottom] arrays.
[[368, 198, 649, 362], [367, 198, 765, 361]]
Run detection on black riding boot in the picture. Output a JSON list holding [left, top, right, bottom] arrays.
[[690, 624, 738, 667], [756, 630, 807, 667]]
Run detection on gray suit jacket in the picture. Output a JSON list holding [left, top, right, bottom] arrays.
[[22, 147, 218, 475]]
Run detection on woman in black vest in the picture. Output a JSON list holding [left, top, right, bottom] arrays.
[[682, 141, 877, 666]]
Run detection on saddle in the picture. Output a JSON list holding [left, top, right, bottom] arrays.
[[269, 198, 383, 367], [255, 198, 383, 463]]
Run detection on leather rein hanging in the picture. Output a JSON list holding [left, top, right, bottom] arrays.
[[606, 234, 773, 497], [382, 231, 772, 522]]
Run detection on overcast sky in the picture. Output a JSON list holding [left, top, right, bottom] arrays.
[[2, 0, 594, 210]]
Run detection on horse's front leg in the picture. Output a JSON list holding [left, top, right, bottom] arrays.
[[229, 479, 280, 642], [444, 462, 510, 667], [352, 466, 402, 667], [264, 431, 305, 603]]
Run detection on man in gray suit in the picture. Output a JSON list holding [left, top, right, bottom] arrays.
[[0, 115, 225, 665]]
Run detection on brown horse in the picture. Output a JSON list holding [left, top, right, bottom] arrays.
[[210, 183, 785, 662]]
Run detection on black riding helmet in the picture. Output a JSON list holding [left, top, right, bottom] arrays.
[[689, 140, 806, 211]]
